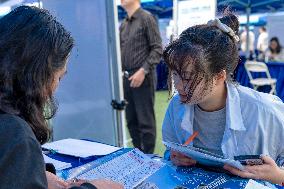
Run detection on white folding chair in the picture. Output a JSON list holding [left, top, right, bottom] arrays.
[[244, 61, 277, 95]]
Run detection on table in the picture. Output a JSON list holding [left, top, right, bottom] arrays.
[[235, 60, 284, 102], [46, 145, 281, 189]]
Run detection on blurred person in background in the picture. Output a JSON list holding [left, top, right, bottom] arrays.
[[120, 0, 162, 153], [240, 27, 255, 59], [265, 37, 284, 62], [257, 26, 268, 61]]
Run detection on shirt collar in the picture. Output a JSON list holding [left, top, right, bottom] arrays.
[[225, 82, 246, 131], [180, 82, 246, 134], [126, 7, 142, 21]]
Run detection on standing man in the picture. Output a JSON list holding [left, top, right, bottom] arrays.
[[240, 28, 255, 59], [120, 0, 162, 154], [257, 26, 268, 60]]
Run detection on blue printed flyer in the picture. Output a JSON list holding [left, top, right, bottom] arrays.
[[60, 148, 281, 189]]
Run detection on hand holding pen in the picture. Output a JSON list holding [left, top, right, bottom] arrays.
[[170, 131, 198, 167]]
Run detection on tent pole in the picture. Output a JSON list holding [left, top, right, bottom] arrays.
[[173, 0, 178, 40], [245, 6, 251, 60]]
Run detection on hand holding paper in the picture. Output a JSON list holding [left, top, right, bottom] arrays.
[[170, 150, 197, 166], [164, 141, 244, 170], [170, 131, 198, 166], [224, 155, 284, 185]]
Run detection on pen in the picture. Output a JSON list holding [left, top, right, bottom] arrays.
[[183, 131, 198, 146], [42, 148, 58, 154]]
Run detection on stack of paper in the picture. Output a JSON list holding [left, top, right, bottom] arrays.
[[43, 154, 72, 170], [42, 138, 121, 158]]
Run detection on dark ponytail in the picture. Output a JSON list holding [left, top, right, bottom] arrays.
[[219, 12, 239, 37]]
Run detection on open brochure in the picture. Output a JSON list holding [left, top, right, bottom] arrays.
[[163, 141, 244, 170], [61, 149, 170, 189], [59, 147, 275, 189]]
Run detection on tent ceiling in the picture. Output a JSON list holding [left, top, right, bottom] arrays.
[[118, 0, 284, 19], [218, 0, 284, 13]]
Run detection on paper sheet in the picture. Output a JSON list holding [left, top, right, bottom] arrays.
[[70, 149, 165, 189], [244, 179, 271, 189], [42, 138, 121, 158], [43, 154, 72, 170]]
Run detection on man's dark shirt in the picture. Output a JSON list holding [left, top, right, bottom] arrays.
[[120, 8, 162, 73]]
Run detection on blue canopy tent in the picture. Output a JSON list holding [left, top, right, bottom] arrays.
[[118, 0, 284, 20], [118, 0, 173, 19], [118, 0, 284, 56], [118, 1, 284, 96], [218, 0, 284, 14], [218, 0, 284, 58]]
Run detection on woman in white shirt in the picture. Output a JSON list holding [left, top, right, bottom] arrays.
[[162, 13, 284, 186]]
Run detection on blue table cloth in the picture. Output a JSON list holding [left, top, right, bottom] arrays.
[[235, 61, 284, 102], [43, 135, 284, 189], [156, 61, 168, 90], [47, 148, 282, 189]]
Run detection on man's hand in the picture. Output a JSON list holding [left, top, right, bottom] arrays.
[[129, 68, 145, 88], [224, 155, 284, 185], [46, 171, 68, 189], [170, 150, 197, 167]]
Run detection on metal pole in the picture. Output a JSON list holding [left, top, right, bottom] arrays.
[[106, 0, 126, 147], [173, 0, 178, 39], [245, 6, 251, 60]]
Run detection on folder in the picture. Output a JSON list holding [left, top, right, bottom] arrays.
[[163, 141, 244, 170]]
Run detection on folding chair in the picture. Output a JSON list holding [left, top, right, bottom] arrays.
[[244, 61, 277, 95]]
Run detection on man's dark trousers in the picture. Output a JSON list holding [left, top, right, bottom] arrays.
[[123, 71, 156, 154]]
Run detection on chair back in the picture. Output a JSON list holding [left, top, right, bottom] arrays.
[[244, 61, 272, 80]]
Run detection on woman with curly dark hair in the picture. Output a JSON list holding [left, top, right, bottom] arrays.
[[0, 6, 122, 189]]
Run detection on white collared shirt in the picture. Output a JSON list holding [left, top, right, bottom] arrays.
[[257, 32, 268, 52], [162, 83, 284, 166]]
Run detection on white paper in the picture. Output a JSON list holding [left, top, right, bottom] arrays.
[[74, 149, 165, 189], [43, 154, 72, 170], [42, 138, 121, 158], [163, 141, 244, 170], [245, 179, 271, 189]]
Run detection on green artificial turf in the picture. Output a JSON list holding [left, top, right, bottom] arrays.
[[125, 90, 169, 157]]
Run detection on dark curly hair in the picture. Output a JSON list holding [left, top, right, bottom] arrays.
[[163, 12, 239, 96], [0, 6, 74, 144]]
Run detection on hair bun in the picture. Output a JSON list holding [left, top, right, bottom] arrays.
[[219, 13, 239, 35]]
